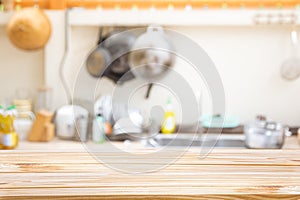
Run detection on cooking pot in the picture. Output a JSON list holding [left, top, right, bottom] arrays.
[[86, 29, 136, 84], [86, 28, 110, 78], [129, 25, 175, 81], [86, 42, 111, 78], [128, 25, 175, 98], [244, 116, 291, 149]]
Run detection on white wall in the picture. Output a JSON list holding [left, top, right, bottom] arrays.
[[0, 24, 44, 105], [183, 25, 300, 125], [2, 10, 300, 126]]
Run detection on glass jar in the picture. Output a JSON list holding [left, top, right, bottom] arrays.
[[0, 105, 19, 149]]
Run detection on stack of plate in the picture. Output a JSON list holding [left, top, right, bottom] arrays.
[[13, 99, 33, 119]]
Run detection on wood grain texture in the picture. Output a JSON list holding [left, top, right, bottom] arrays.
[[0, 137, 300, 199]]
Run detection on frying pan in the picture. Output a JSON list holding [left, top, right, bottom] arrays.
[[129, 25, 175, 98], [86, 29, 136, 84], [86, 28, 110, 78]]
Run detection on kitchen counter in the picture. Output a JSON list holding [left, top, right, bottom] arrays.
[[1, 136, 300, 199]]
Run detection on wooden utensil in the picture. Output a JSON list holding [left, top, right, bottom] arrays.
[[41, 122, 55, 142]]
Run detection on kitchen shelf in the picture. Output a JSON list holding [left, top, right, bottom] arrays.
[[68, 9, 300, 26], [1, 9, 299, 26]]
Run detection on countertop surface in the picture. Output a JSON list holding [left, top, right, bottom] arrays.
[[1, 135, 300, 199]]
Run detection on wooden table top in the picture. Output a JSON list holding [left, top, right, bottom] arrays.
[[1, 136, 300, 199]]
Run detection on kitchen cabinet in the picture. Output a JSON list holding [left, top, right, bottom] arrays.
[[1, 136, 300, 199]]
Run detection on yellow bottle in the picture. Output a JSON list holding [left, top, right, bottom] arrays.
[[0, 105, 18, 150], [161, 98, 176, 134], [1, 132, 18, 150], [0, 105, 3, 149]]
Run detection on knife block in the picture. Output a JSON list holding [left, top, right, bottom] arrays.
[[28, 110, 54, 142]]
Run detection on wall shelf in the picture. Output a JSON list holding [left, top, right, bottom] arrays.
[[68, 9, 300, 26], [1, 9, 299, 26]]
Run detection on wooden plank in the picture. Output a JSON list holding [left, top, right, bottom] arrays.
[[13, 0, 49, 9], [0, 137, 300, 198], [0, 188, 300, 199], [49, 0, 67, 9]]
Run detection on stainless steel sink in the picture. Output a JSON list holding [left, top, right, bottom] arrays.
[[146, 134, 245, 148]]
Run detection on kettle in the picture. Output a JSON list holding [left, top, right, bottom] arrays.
[[55, 105, 88, 140]]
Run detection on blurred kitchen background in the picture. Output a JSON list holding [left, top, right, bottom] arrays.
[[1, 4, 300, 124], [1, 0, 300, 148]]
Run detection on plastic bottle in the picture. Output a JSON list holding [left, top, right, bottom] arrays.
[[161, 97, 176, 134], [92, 115, 105, 143]]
